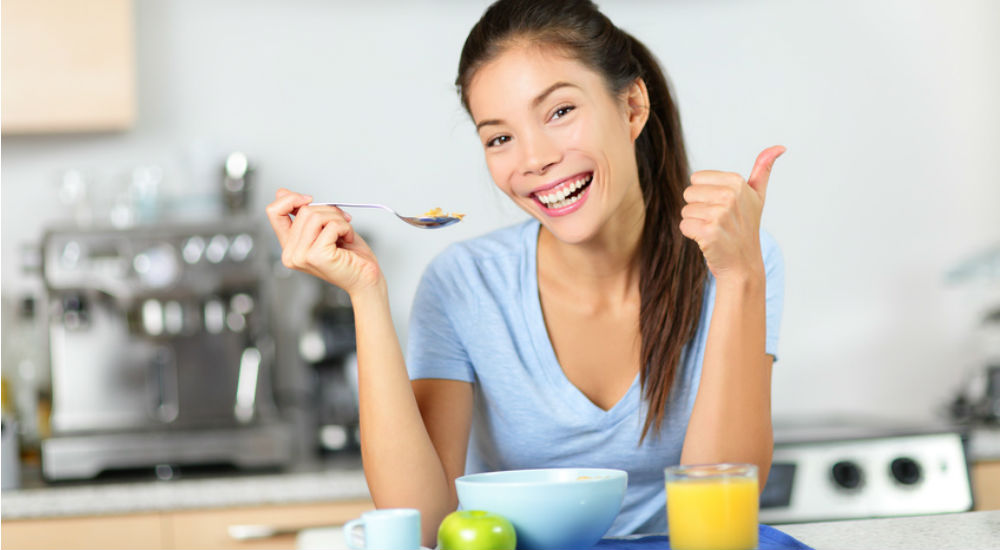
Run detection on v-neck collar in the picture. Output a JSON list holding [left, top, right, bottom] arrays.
[[520, 220, 641, 425]]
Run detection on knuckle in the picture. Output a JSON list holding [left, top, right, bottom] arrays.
[[305, 247, 325, 265]]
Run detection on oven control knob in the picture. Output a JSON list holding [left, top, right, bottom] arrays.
[[890, 457, 922, 485], [832, 460, 863, 490]]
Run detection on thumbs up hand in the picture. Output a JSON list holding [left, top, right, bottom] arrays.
[[679, 145, 786, 283]]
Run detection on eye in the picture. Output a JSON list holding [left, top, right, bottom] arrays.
[[551, 105, 575, 120], [486, 135, 511, 148]]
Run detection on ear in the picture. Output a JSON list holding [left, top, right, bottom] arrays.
[[624, 77, 650, 142]]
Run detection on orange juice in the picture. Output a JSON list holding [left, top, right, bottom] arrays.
[[665, 465, 759, 550]]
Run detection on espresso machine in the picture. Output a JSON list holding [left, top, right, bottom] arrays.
[[39, 155, 293, 480]]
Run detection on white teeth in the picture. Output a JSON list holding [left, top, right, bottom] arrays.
[[549, 191, 584, 209], [536, 174, 592, 205]]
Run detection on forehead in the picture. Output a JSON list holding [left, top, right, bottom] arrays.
[[466, 43, 608, 122]]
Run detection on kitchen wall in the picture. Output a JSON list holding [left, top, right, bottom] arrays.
[[3, 0, 999, 424]]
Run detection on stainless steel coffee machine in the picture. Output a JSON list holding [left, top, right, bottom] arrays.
[[39, 218, 293, 480]]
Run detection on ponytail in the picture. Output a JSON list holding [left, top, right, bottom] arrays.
[[456, 0, 707, 442]]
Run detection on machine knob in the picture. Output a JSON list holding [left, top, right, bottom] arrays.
[[831, 460, 863, 490], [890, 457, 922, 485]]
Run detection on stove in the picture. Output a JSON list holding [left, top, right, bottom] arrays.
[[759, 419, 973, 524]]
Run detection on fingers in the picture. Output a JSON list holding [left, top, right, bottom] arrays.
[[311, 214, 356, 263], [683, 181, 739, 206], [282, 205, 353, 270], [747, 145, 786, 199], [681, 202, 725, 222], [266, 190, 313, 246], [678, 217, 711, 245]]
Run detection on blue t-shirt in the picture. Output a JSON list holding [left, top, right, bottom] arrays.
[[406, 219, 785, 535]]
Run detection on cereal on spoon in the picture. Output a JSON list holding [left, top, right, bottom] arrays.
[[422, 207, 465, 220]]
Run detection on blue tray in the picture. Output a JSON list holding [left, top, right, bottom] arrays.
[[594, 524, 812, 549]]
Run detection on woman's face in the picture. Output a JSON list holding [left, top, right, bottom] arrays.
[[466, 44, 648, 245]]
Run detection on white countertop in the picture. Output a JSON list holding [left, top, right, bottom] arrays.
[[1, 468, 370, 519], [777, 510, 1000, 550], [297, 511, 1000, 550]]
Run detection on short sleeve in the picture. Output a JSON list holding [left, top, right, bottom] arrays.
[[761, 230, 786, 361], [406, 250, 476, 382]]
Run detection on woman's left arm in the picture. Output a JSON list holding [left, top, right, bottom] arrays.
[[677, 145, 786, 490]]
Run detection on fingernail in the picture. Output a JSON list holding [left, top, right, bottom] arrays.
[[304, 195, 313, 202], [344, 212, 352, 221]]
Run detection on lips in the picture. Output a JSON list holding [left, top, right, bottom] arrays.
[[531, 172, 593, 209], [530, 172, 594, 217]]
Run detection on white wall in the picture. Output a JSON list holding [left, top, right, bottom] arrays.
[[3, 0, 999, 424]]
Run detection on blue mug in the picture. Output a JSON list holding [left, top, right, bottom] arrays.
[[344, 508, 421, 550]]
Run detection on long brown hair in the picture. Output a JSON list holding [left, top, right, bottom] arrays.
[[456, 0, 707, 442]]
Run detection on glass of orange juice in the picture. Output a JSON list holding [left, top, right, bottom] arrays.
[[665, 463, 759, 550]]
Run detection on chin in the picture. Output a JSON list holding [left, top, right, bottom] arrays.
[[537, 215, 602, 245]]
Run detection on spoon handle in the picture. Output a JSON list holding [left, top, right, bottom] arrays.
[[308, 202, 392, 212]]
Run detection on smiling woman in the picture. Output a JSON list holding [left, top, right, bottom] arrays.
[[265, 0, 786, 547]]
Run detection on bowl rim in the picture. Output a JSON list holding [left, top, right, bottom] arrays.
[[456, 467, 628, 486]]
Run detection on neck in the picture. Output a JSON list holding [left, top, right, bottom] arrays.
[[537, 195, 645, 305]]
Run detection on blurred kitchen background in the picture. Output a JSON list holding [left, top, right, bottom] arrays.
[[2, 0, 999, 548]]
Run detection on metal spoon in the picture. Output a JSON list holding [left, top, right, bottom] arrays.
[[308, 202, 462, 229]]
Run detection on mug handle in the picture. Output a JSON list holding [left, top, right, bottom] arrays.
[[343, 518, 365, 550]]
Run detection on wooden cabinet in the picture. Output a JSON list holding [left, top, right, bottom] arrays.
[[1, 513, 165, 550], [166, 500, 374, 550], [972, 460, 1000, 511], [1, 500, 374, 550], [1, 0, 135, 134]]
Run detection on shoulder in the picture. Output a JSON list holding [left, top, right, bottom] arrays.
[[426, 219, 535, 275], [759, 228, 784, 276], [420, 219, 536, 295]]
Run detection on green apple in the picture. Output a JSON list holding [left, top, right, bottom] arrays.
[[437, 510, 517, 550]]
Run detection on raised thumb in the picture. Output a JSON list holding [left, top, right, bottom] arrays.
[[747, 145, 787, 199]]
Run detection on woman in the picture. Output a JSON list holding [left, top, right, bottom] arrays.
[[266, 0, 785, 545]]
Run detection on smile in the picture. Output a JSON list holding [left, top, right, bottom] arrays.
[[532, 173, 593, 209]]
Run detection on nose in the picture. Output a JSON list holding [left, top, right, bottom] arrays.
[[520, 129, 561, 176]]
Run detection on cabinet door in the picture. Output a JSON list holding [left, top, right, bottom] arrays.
[[1, 513, 166, 550], [166, 500, 374, 550], [1, 0, 135, 133], [972, 460, 1000, 511]]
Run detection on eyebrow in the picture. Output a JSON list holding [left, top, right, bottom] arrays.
[[474, 81, 579, 131]]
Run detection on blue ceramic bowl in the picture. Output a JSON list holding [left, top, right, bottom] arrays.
[[455, 468, 628, 550]]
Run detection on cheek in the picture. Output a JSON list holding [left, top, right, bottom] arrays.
[[566, 110, 621, 159], [559, 117, 587, 149], [606, 115, 638, 170], [485, 155, 517, 194]]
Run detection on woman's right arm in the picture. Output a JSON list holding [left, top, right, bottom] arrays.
[[354, 290, 473, 546], [265, 189, 472, 547]]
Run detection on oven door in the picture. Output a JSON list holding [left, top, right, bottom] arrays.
[[760, 431, 973, 524]]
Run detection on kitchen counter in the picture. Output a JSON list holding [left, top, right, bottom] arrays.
[[297, 511, 1000, 550], [777, 510, 1000, 550], [1, 460, 369, 520]]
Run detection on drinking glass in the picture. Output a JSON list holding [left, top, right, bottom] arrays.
[[665, 463, 759, 550]]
